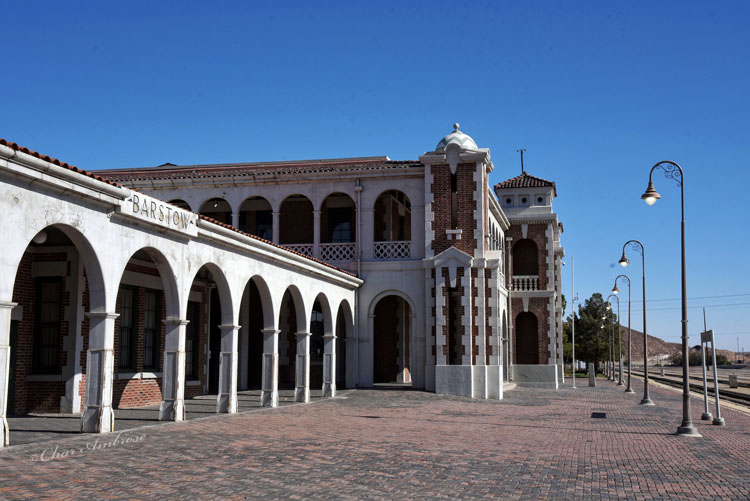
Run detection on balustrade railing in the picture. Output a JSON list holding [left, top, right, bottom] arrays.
[[284, 243, 314, 257], [512, 275, 539, 291], [320, 242, 356, 262], [374, 241, 411, 260]]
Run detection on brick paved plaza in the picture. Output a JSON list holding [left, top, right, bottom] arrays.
[[1, 379, 750, 499]]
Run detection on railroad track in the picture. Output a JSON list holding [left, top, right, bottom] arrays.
[[629, 369, 750, 407]]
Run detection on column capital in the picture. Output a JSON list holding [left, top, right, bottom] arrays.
[[85, 311, 119, 321], [218, 324, 241, 333], [0, 301, 17, 310], [323, 334, 337, 340], [295, 331, 311, 338], [261, 328, 281, 336], [164, 317, 190, 326]]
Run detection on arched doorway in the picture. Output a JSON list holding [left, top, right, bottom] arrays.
[[199, 197, 232, 226], [320, 193, 355, 262], [373, 190, 411, 260], [6, 225, 106, 445], [372, 295, 411, 384], [335, 301, 353, 389], [279, 195, 313, 255], [167, 199, 192, 211], [238, 278, 267, 390], [515, 312, 539, 364], [278, 288, 301, 388], [112, 248, 179, 412], [238, 196, 273, 240]]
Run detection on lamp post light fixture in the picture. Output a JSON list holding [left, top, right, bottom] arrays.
[[619, 239, 654, 406], [641, 160, 699, 437], [613, 275, 635, 393]]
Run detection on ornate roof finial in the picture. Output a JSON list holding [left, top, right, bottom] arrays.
[[453, 123, 460, 132]]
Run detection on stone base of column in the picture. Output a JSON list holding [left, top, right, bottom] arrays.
[[322, 382, 336, 398], [295, 355, 309, 403], [217, 394, 236, 413], [80, 405, 114, 433], [158, 399, 185, 422], [1, 416, 8, 447]]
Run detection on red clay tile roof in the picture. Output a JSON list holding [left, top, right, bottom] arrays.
[[494, 171, 556, 195], [0, 138, 122, 188], [0, 137, 356, 278], [198, 214, 356, 277], [95, 157, 422, 182]]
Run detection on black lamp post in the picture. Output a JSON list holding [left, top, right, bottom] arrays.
[[619, 240, 654, 405], [613, 275, 634, 393], [607, 294, 622, 386], [641, 160, 700, 437]]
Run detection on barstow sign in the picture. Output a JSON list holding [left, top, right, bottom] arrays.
[[119, 193, 198, 237]]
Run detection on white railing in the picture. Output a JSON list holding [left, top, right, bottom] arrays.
[[284, 243, 314, 257], [320, 242, 355, 262], [512, 275, 539, 291], [374, 241, 411, 260]]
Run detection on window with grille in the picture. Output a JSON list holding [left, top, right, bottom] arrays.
[[119, 287, 137, 370], [328, 208, 352, 243], [143, 289, 160, 370], [255, 210, 273, 240], [33, 278, 62, 373]]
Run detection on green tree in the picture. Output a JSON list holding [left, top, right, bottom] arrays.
[[564, 293, 619, 373]]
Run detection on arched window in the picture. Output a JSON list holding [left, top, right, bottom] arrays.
[[513, 239, 538, 275]]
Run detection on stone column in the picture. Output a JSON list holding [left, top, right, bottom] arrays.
[[231, 212, 240, 230], [159, 318, 189, 421], [81, 311, 118, 433], [295, 332, 311, 402], [272, 211, 280, 244], [216, 324, 240, 414], [261, 329, 279, 407], [360, 207, 374, 260], [322, 333, 337, 397], [313, 210, 321, 259], [0, 301, 16, 447]]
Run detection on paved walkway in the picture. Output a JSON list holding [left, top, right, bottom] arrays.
[[6, 389, 321, 446], [2, 378, 750, 499]]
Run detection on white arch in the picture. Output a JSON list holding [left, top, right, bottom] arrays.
[[243, 274, 276, 331], [280, 284, 308, 333], [311, 292, 334, 336], [367, 289, 417, 318], [119, 246, 181, 318], [3, 223, 108, 313]]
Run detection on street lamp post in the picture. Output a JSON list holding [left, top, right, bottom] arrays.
[[570, 258, 577, 388], [604, 303, 614, 381], [607, 294, 623, 386], [613, 275, 634, 393], [641, 160, 699, 437], [619, 239, 654, 405]]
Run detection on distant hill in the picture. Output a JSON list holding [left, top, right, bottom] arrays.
[[618, 326, 735, 364]]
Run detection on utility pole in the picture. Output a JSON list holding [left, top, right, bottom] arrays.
[[516, 148, 526, 174]]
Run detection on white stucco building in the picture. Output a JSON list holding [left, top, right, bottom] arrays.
[[0, 125, 564, 447]]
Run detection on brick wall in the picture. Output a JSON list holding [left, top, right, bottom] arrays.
[[10, 251, 69, 414], [430, 164, 478, 256], [511, 297, 551, 364], [507, 223, 549, 289], [280, 199, 313, 244]]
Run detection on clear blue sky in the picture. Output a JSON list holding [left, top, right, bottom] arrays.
[[3, 1, 749, 352]]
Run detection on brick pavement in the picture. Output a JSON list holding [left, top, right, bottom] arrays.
[[1, 378, 750, 499]]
